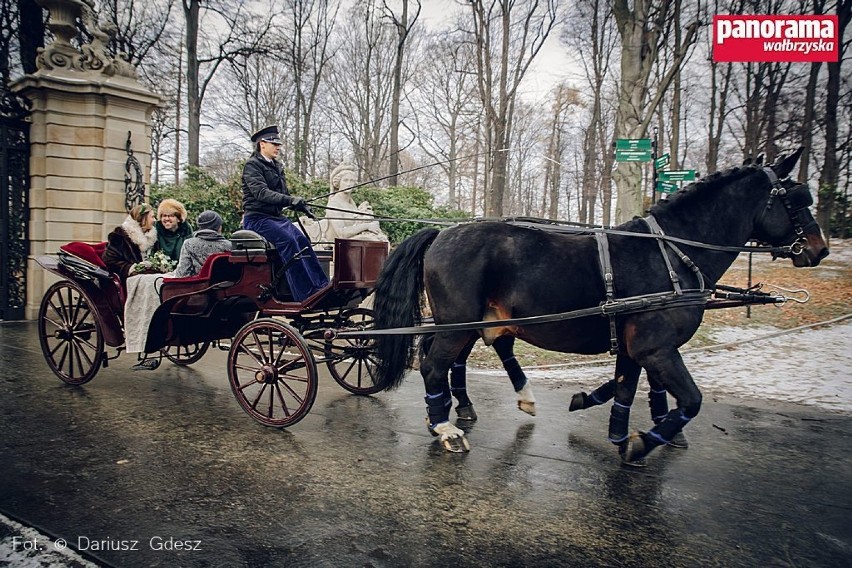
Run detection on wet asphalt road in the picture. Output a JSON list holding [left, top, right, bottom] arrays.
[[1, 320, 851, 567]]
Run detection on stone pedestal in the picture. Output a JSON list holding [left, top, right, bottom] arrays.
[[11, 72, 160, 319]]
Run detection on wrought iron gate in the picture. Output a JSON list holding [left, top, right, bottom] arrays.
[[0, 92, 30, 320]]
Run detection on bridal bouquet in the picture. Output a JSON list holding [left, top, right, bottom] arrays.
[[131, 250, 176, 275]]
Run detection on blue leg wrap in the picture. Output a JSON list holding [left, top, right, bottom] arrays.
[[608, 401, 632, 443], [449, 363, 472, 407], [647, 408, 692, 445], [589, 380, 616, 407], [425, 390, 452, 427], [648, 388, 669, 424]]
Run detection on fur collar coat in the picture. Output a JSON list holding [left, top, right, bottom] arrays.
[[102, 216, 159, 283]]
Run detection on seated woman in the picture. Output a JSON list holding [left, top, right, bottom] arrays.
[[102, 202, 159, 286], [155, 198, 193, 263], [173, 210, 232, 278]]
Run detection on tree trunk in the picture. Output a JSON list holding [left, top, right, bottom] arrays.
[[387, 0, 417, 187], [798, 61, 822, 183], [706, 61, 731, 175], [817, 0, 850, 237], [183, 0, 200, 168], [669, 0, 681, 170]]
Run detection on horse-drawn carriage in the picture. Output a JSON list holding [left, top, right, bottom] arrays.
[[34, 149, 831, 466], [35, 231, 389, 428]]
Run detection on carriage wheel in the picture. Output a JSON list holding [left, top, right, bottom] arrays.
[[227, 319, 318, 428], [37, 281, 105, 385], [162, 341, 210, 366], [325, 308, 382, 395]]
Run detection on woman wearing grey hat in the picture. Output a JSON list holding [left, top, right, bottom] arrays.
[[172, 210, 232, 278]]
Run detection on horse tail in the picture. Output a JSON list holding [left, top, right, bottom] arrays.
[[372, 227, 440, 391]]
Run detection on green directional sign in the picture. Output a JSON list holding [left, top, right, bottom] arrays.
[[614, 138, 653, 162], [658, 169, 696, 182], [615, 138, 652, 150], [655, 153, 670, 171], [656, 181, 679, 193], [615, 149, 652, 162]]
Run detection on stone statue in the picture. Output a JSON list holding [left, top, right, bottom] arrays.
[[35, 0, 137, 78], [299, 163, 388, 249], [323, 163, 388, 243]]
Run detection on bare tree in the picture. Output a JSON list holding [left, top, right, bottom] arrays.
[[817, 0, 852, 236], [464, 0, 558, 217], [706, 1, 734, 178], [611, 0, 699, 223], [564, 0, 618, 224], [382, 0, 420, 186], [100, 0, 174, 66], [542, 83, 581, 219], [286, 0, 337, 179], [411, 33, 480, 208], [181, 0, 274, 167], [215, 54, 294, 146], [326, 0, 396, 180]]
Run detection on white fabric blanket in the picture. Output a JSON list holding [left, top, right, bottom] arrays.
[[123, 272, 174, 353]]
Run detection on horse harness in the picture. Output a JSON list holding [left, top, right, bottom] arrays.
[[593, 166, 813, 353], [759, 167, 818, 259], [336, 167, 807, 343], [594, 214, 709, 354]]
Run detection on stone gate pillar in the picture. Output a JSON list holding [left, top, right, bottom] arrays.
[[10, 0, 161, 319]]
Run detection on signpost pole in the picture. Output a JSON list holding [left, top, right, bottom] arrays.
[[652, 126, 659, 205]]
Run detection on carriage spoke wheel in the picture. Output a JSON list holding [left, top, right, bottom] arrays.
[[325, 308, 382, 395], [228, 319, 318, 428], [162, 341, 210, 366], [38, 281, 105, 385]]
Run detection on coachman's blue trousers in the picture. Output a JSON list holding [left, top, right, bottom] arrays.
[[243, 213, 329, 301]]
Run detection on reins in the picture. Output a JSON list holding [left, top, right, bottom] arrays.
[[307, 205, 799, 257], [331, 166, 810, 345], [334, 285, 792, 339]]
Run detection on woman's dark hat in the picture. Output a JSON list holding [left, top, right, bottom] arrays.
[[251, 125, 282, 145]]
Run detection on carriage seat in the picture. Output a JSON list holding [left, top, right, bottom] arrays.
[[229, 229, 273, 263], [58, 241, 112, 280], [162, 252, 232, 285]]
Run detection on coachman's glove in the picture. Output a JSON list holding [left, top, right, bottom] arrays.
[[289, 196, 317, 220]]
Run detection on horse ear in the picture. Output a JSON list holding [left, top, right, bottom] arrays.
[[772, 147, 804, 178], [743, 156, 753, 166], [755, 152, 765, 166]]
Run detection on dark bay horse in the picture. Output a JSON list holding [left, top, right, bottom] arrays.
[[371, 150, 828, 464]]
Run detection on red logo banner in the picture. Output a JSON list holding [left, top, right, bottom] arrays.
[[713, 15, 839, 63]]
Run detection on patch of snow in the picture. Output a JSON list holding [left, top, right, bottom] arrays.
[[498, 321, 852, 414], [0, 513, 98, 568]]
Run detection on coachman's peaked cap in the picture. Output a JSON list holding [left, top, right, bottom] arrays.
[[251, 125, 282, 144]]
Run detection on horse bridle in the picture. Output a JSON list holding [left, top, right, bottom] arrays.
[[759, 167, 818, 258]]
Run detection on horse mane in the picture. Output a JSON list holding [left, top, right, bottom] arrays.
[[648, 165, 760, 216]]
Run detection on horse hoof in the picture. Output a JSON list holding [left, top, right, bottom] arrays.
[[517, 400, 536, 416], [568, 392, 586, 412], [667, 431, 689, 449], [441, 435, 470, 453], [456, 405, 478, 421], [426, 418, 439, 437], [619, 432, 649, 466]]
